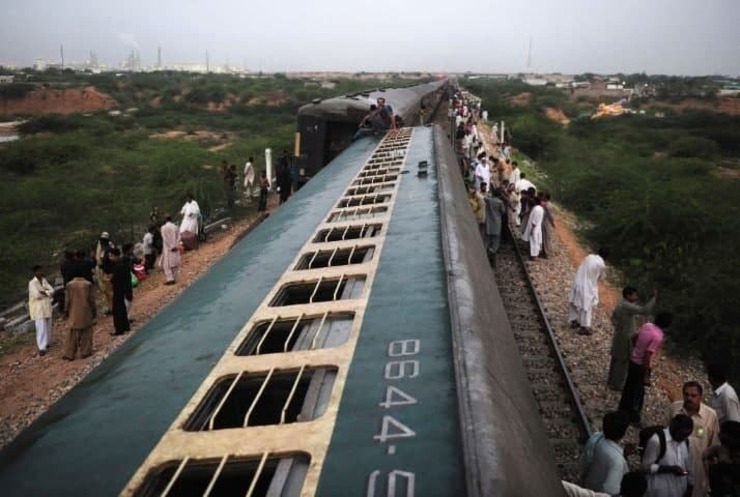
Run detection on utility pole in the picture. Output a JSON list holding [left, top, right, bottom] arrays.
[[206, 51, 210, 73], [60, 44, 64, 69], [157, 47, 162, 69]]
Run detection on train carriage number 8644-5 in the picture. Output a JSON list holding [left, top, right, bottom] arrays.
[[366, 339, 421, 497]]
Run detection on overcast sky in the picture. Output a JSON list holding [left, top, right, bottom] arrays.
[[1, 0, 738, 75]]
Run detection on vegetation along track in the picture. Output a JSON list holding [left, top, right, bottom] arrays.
[[493, 232, 592, 481]]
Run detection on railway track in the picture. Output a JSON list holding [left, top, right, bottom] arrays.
[[493, 232, 592, 482]]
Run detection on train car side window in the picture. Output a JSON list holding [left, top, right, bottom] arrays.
[[313, 224, 382, 242], [235, 312, 354, 355], [184, 368, 338, 431], [269, 276, 366, 306], [134, 453, 310, 497], [295, 246, 375, 270]]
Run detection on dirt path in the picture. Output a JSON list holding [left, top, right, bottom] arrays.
[[0, 196, 278, 449]]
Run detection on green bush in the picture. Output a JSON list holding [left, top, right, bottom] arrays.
[[667, 137, 720, 159]]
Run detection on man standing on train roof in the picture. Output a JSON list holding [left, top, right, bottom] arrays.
[[179, 193, 200, 236], [376, 97, 397, 132], [608, 286, 657, 391], [569, 247, 610, 335], [160, 214, 181, 286]]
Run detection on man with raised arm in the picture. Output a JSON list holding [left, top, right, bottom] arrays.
[[608, 286, 657, 390]]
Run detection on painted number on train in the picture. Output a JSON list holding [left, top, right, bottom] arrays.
[[366, 339, 420, 496], [366, 470, 416, 497]]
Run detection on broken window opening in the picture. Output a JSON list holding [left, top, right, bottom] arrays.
[[312, 224, 382, 243], [184, 367, 338, 431], [345, 184, 394, 196], [296, 246, 374, 270], [236, 312, 354, 356], [134, 453, 310, 497], [327, 207, 388, 222], [336, 195, 391, 208], [269, 276, 366, 306], [351, 175, 398, 186]]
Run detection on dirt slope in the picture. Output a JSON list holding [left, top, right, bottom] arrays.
[[0, 86, 116, 116]]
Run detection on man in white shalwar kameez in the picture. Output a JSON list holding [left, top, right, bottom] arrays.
[[569, 248, 609, 335], [522, 199, 545, 259], [475, 158, 491, 193], [243, 157, 255, 201], [160, 215, 181, 285], [179, 194, 200, 235], [28, 265, 55, 356]]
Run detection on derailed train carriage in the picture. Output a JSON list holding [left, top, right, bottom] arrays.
[[0, 84, 567, 497], [295, 80, 448, 176]]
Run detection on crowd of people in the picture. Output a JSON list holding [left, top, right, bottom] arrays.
[[455, 89, 740, 496], [27, 193, 205, 361], [454, 91, 555, 267], [26, 146, 317, 364]]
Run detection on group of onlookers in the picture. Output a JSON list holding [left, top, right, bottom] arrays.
[[26, 151, 295, 364], [456, 93, 555, 266], [565, 219, 739, 497], [26, 193, 203, 361], [457, 89, 740, 496], [574, 371, 739, 497]]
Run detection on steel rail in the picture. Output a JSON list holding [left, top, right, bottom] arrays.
[[506, 226, 593, 442]]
